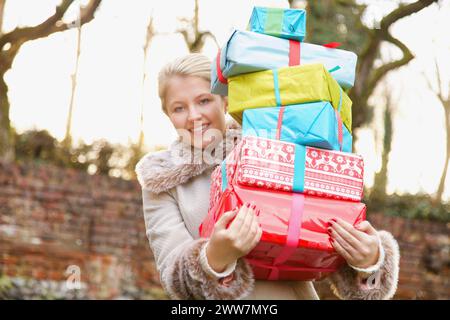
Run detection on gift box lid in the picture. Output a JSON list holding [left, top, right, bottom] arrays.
[[247, 6, 307, 41], [211, 30, 358, 96]]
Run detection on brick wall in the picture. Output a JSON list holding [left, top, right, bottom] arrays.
[[0, 161, 163, 299], [0, 161, 449, 299], [314, 213, 450, 299]]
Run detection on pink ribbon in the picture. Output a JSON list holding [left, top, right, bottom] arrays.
[[266, 193, 304, 280]]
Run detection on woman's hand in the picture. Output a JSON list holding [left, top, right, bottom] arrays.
[[206, 202, 262, 273], [328, 217, 380, 269]]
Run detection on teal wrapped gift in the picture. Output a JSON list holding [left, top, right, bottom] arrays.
[[247, 6, 306, 41], [242, 101, 353, 153], [212, 30, 357, 96]]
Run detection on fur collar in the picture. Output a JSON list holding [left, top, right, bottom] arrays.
[[135, 119, 241, 194]]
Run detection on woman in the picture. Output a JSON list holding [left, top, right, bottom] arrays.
[[135, 53, 400, 300]]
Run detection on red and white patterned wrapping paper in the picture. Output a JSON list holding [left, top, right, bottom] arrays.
[[236, 136, 364, 201]]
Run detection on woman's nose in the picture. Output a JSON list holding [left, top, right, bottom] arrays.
[[187, 105, 202, 122]]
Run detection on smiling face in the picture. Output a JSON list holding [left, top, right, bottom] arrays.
[[164, 75, 227, 149]]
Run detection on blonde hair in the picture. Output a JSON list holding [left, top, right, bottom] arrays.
[[158, 53, 211, 113]]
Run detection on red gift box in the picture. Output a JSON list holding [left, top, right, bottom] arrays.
[[237, 136, 364, 202], [200, 143, 366, 281]]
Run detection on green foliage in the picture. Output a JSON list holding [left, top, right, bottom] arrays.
[[13, 129, 165, 180], [14, 129, 88, 171], [305, 0, 368, 55], [92, 139, 115, 175], [15, 129, 58, 162], [365, 192, 450, 223]]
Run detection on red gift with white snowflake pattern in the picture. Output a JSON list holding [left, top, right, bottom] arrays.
[[236, 136, 364, 202]]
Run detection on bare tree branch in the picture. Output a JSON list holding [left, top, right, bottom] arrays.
[[423, 56, 448, 105], [367, 33, 414, 95], [0, 0, 102, 161], [201, 30, 219, 48], [422, 68, 436, 96], [423, 52, 450, 202], [0, 0, 101, 49], [351, 0, 437, 129], [177, 0, 219, 53], [143, 14, 155, 53], [434, 57, 446, 102], [138, 12, 155, 151], [380, 0, 437, 31], [63, 13, 82, 148], [0, 0, 5, 36]]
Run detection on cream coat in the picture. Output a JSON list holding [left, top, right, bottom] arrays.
[[135, 120, 400, 300]]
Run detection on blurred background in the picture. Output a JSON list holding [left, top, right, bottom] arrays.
[[0, 0, 448, 299]]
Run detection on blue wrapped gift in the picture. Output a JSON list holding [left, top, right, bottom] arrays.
[[212, 30, 357, 96], [247, 7, 306, 41], [242, 101, 353, 153]]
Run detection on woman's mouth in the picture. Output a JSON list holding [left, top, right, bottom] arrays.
[[190, 123, 210, 134]]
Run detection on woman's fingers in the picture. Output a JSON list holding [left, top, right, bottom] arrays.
[[329, 219, 365, 252], [331, 217, 369, 242], [228, 203, 249, 234], [329, 219, 381, 268], [242, 213, 262, 253], [215, 208, 238, 230], [245, 227, 262, 253], [239, 203, 256, 234], [330, 237, 353, 262], [329, 225, 360, 259], [241, 208, 258, 240]]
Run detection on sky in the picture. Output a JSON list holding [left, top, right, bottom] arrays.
[[2, 0, 450, 199]]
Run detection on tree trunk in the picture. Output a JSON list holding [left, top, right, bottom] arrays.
[[0, 72, 14, 162], [370, 99, 393, 204], [63, 24, 82, 148], [435, 106, 450, 202], [138, 14, 155, 153]]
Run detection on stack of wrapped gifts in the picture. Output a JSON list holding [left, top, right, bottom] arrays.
[[200, 6, 366, 281]]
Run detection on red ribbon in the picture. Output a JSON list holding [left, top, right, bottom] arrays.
[[322, 42, 341, 49], [216, 50, 228, 84], [277, 41, 300, 141], [275, 106, 286, 140], [288, 40, 300, 66]]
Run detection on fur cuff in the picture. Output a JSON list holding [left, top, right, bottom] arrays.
[[327, 230, 400, 300], [162, 238, 255, 300]]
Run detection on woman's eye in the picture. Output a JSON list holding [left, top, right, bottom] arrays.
[[174, 106, 184, 112], [200, 98, 210, 105]]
